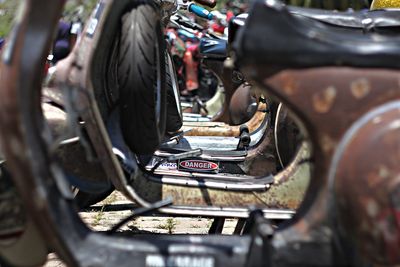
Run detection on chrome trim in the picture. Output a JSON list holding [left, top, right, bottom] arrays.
[[146, 170, 273, 192], [159, 206, 294, 219], [154, 150, 246, 161]]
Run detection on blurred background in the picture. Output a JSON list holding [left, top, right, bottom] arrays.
[[0, 0, 374, 39]]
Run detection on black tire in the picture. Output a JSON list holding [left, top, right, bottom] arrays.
[[118, 4, 166, 155], [165, 52, 183, 133]]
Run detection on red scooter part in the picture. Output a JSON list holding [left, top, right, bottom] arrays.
[[183, 43, 199, 91]]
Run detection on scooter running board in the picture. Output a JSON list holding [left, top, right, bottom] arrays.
[[146, 169, 274, 191], [159, 206, 294, 220], [155, 149, 247, 162]]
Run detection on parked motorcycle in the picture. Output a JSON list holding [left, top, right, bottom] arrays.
[[168, 12, 261, 126]]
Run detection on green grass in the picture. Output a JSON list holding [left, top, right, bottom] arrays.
[[0, 0, 19, 37], [92, 205, 105, 226], [157, 218, 177, 234], [0, 0, 98, 38]]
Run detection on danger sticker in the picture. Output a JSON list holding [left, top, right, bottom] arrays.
[[178, 159, 219, 172]]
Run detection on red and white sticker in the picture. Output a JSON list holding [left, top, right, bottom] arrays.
[[178, 159, 219, 172]]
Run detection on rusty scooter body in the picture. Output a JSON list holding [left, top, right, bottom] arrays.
[[1, 0, 400, 266], [233, 0, 400, 264]]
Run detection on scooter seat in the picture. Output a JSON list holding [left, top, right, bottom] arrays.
[[288, 6, 400, 30], [199, 37, 227, 59], [234, 0, 400, 70]]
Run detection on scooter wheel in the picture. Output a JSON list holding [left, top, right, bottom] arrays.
[[118, 3, 166, 155], [165, 51, 183, 133]]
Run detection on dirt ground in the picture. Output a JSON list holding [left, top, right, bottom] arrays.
[[43, 191, 238, 267]]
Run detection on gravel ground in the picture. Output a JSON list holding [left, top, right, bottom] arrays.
[[43, 191, 238, 267]]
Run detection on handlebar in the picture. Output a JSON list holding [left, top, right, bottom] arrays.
[[188, 3, 214, 20], [172, 14, 205, 30], [179, 19, 204, 31], [194, 0, 217, 8], [170, 14, 224, 40]]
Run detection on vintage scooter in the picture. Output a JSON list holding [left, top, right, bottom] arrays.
[[42, 0, 310, 219], [2, 0, 400, 266], [170, 12, 260, 126], [0, 2, 305, 266], [155, 11, 289, 183]]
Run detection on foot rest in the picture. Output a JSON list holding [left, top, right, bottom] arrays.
[[156, 147, 247, 161]]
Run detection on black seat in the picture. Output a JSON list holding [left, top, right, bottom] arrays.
[[288, 6, 400, 30], [234, 0, 400, 70], [199, 38, 227, 59]]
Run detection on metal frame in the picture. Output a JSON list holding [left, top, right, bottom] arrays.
[[1, 0, 399, 266]]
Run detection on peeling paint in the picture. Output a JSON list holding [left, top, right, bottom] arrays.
[[320, 134, 336, 153], [281, 74, 299, 96], [350, 78, 371, 99], [312, 86, 337, 113]]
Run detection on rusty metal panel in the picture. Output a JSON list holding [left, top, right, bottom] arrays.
[[182, 103, 266, 136], [334, 103, 400, 264], [131, 142, 310, 210]]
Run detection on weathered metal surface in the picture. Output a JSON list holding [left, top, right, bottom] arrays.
[[203, 59, 243, 124], [42, 102, 68, 138], [240, 113, 278, 176], [229, 83, 258, 125], [240, 66, 400, 265], [42, 102, 110, 192], [181, 103, 266, 136], [334, 103, 400, 264], [131, 142, 310, 209], [0, 0, 309, 266], [0, 164, 26, 243], [0, 0, 66, 265]]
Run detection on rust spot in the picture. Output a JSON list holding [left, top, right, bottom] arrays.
[[320, 134, 336, 153], [350, 78, 371, 99], [312, 86, 337, 113], [281, 74, 299, 96]]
